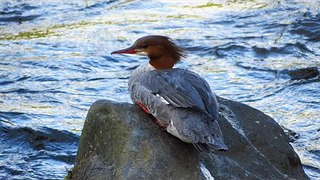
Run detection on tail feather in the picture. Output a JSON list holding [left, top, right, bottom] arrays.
[[208, 119, 228, 151], [193, 143, 211, 154], [194, 142, 228, 154], [207, 141, 228, 151]]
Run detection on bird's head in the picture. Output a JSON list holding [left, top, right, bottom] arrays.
[[111, 35, 185, 69]]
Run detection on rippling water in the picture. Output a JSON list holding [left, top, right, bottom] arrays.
[[0, 0, 319, 179]]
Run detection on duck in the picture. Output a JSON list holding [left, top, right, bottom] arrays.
[[111, 35, 227, 151]]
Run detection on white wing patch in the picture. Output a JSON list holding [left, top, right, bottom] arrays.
[[156, 94, 170, 104], [167, 121, 180, 139]]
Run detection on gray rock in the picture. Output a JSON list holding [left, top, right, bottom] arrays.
[[69, 97, 308, 180]]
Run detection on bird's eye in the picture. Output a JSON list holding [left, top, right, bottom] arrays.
[[141, 44, 148, 49]]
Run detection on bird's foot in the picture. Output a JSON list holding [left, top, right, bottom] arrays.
[[156, 119, 167, 130], [135, 102, 150, 114]]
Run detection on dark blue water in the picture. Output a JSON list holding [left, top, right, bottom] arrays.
[[0, 0, 319, 179]]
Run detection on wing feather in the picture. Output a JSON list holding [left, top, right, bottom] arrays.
[[130, 68, 218, 119]]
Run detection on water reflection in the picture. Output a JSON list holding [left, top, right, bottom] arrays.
[[0, 0, 319, 179]]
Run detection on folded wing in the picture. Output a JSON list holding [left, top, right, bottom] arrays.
[[130, 68, 219, 120]]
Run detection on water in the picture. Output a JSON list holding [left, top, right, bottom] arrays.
[[0, 0, 319, 179]]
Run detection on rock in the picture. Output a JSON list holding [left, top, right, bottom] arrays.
[[287, 67, 319, 80], [69, 98, 308, 180], [282, 126, 300, 143]]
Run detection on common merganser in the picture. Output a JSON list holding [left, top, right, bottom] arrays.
[[111, 35, 228, 151]]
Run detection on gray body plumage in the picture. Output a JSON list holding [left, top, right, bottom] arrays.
[[129, 63, 227, 150]]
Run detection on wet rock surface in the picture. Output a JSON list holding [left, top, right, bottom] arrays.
[[287, 67, 319, 80], [70, 98, 308, 180]]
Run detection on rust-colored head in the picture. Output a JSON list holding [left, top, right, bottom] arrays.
[[111, 35, 185, 69]]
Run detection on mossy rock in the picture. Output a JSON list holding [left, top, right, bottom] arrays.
[[69, 98, 308, 179]]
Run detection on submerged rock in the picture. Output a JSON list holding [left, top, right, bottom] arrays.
[[69, 98, 308, 179], [287, 67, 319, 80]]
